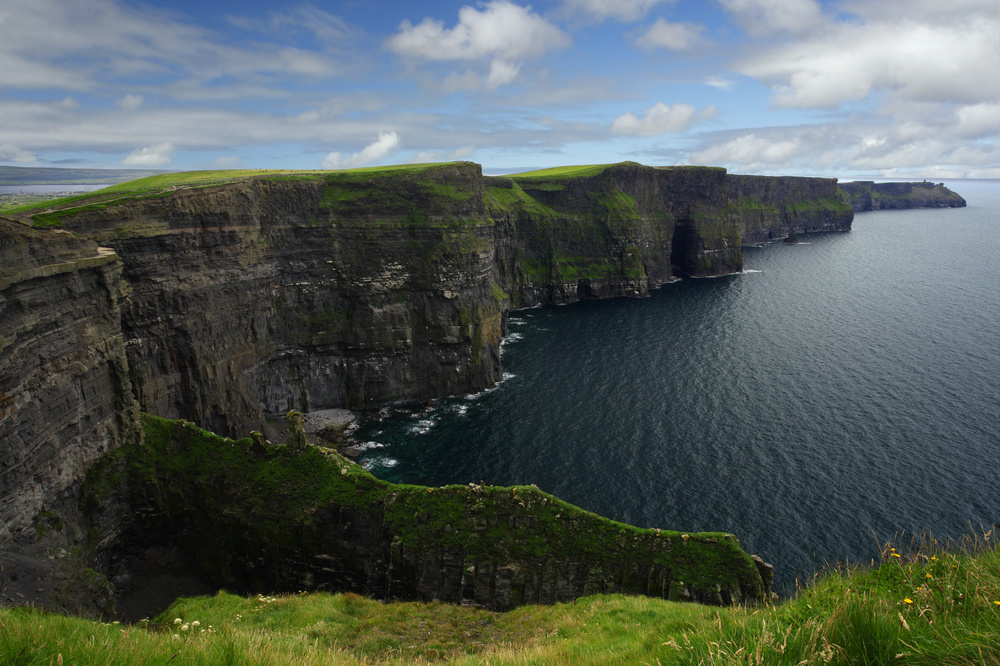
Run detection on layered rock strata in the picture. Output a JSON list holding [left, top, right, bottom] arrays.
[[19, 162, 852, 440], [0, 161, 851, 614], [0, 219, 139, 544]]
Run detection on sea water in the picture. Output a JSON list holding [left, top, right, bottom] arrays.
[[355, 181, 1000, 593]]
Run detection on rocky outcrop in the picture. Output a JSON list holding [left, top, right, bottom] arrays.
[[839, 181, 967, 212], [0, 219, 140, 546], [87, 414, 770, 618]]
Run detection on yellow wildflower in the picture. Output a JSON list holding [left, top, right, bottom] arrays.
[[891, 553, 901, 558], [904, 598, 913, 604]]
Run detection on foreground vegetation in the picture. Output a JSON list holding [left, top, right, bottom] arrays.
[[2, 532, 996, 665]]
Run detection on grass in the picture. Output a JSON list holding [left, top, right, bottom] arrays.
[[2, 531, 996, 665], [507, 164, 617, 180], [9, 162, 464, 226]]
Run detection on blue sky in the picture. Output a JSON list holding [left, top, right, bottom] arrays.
[[1, 0, 997, 178]]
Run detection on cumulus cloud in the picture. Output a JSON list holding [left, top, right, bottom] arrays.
[[386, 1, 570, 88], [612, 102, 718, 136], [121, 142, 175, 166], [322, 132, 400, 169], [717, 0, 825, 37], [117, 94, 143, 110], [635, 19, 704, 51], [705, 75, 734, 90], [693, 133, 804, 170], [735, 11, 998, 109], [561, 0, 673, 23]]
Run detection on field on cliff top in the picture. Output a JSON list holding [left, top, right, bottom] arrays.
[[2, 534, 997, 665]]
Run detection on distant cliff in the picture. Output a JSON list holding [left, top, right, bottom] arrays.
[[839, 181, 966, 212]]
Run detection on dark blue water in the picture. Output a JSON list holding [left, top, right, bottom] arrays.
[[356, 181, 1000, 594]]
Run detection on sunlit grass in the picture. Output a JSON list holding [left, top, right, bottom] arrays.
[[507, 164, 616, 179], [3, 530, 995, 665]]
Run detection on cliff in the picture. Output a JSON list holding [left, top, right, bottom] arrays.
[[0, 161, 852, 616], [7, 162, 852, 441], [83, 414, 771, 616], [0, 219, 140, 544], [839, 181, 967, 212]]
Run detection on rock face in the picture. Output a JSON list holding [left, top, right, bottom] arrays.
[[19, 162, 851, 441], [88, 415, 771, 617], [839, 181, 967, 211], [0, 161, 855, 615], [728, 175, 854, 245], [0, 220, 139, 546]]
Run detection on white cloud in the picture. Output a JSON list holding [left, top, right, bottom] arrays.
[[705, 75, 734, 90], [612, 102, 718, 136], [561, 0, 674, 23], [486, 60, 521, 89], [322, 132, 400, 169], [736, 13, 999, 109], [0, 144, 37, 163], [635, 19, 704, 51], [212, 156, 241, 169], [717, 0, 825, 37], [386, 1, 570, 88], [693, 133, 803, 170], [410, 146, 474, 163], [121, 142, 175, 166], [117, 94, 143, 110]]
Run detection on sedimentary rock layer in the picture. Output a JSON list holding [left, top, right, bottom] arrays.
[[0, 219, 139, 544], [18, 162, 852, 440]]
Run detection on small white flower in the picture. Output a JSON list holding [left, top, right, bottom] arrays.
[[181, 624, 190, 631], [191, 620, 200, 627], [173, 618, 182, 625]]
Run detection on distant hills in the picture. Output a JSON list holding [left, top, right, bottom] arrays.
[[0, 166, 171, 186]]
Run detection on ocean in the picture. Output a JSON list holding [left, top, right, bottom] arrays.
[[354, 180, 1000, 594]]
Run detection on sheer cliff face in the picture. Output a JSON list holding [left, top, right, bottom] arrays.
[[0, 221, 138, 543], [57, 163, 505, 439], [13, 162, 853, 444], [727, 175, 854, 245]]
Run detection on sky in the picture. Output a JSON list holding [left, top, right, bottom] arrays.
[[1, 0, 997, 178]]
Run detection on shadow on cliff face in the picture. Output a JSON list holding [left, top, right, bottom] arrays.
[[112, 545, 216, 622]]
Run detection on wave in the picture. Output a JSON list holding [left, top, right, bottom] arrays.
[[363, 456, 398, 470]]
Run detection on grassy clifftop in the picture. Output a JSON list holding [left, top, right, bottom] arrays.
[[2, 533, 996, 664]]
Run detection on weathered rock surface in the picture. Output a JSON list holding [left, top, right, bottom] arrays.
[[839, 181, 967, 212], [0, 161, 856, 615], [0, 219, 139, 545], [90, 415, 770, 618], [15, 162, 851, 441]]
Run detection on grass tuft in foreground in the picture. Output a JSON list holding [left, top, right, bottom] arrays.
[[2, 530, 996, 664]]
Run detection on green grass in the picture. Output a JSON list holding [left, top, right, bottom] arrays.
[[10, 163, 464, 226], [507, 164, 616, 179], [2, 532, 996, 665]]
